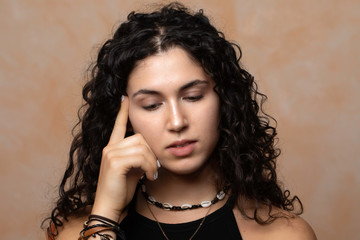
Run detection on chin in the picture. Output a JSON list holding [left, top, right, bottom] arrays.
[[160, 157, 211, 176]]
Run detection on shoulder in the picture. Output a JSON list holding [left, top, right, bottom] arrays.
[[233, 203, 317, 240], [54, 215, 87, 240], [46, 210, 89, 240]]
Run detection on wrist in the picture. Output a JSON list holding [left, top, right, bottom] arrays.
[[91, 203, 122, 223], [80, 215, 124, 240]]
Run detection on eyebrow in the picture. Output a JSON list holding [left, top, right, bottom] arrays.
[[131, 79, 209, 99]]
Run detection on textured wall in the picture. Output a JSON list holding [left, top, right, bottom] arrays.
[[1, 0, 359, 239]]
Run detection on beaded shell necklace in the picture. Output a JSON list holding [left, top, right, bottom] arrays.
[[139, 178, 226, 211]]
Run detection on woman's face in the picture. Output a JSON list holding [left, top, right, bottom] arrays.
[[126, 47, 220, 175]]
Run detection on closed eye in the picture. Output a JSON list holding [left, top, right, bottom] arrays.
[[183, 95, 203, 102], [142, 103, 162, 111]]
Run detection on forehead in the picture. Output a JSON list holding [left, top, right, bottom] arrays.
[[126, 47, 212, 93]]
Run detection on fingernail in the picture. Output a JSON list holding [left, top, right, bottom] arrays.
[[121, 95, 125, 102], [154, 171, 158, 180], [157, 159, 161, 168]]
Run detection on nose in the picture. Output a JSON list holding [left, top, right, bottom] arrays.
[[166, 100, 188, 133]]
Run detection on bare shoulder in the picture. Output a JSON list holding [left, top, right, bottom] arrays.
[[233, 204, 317, 240]]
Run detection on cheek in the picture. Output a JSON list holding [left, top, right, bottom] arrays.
[[128, 107, 147, 134], [203, 98, 220, 130], [192, 98, 220, 144], [128, 108, 161, 146], [207, 103, 221, 146]]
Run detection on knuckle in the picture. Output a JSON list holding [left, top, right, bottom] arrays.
[[133, 133, 144, 143], [106, 151, 115, 160], [102, 147, 110, 157], [102, 147, 117, 161], [138, 144, 148, 152], [107, 158, 120, 169], [102, 146, 109, 154], [131, 142, 146, 153]]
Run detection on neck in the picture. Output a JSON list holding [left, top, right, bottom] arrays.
[[145, 160, 219, 205]]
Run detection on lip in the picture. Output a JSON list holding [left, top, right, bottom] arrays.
[[166, 139, 197, 148], [166, 139, 197, 157]]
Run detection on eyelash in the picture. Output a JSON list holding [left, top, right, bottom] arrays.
[[183, 95, 203, 101], [142, 95, 204, 111], [142, 103, 161, 111]]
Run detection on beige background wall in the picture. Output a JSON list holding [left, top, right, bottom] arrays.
[[1, 0, 359, 239]]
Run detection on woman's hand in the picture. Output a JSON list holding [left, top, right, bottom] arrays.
[[91, 96, 158, 222]]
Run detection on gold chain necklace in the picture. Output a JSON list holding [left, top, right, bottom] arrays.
[[146, 202, 212, 240]]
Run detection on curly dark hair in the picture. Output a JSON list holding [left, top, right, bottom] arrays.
[[44, 2, 302, 238]]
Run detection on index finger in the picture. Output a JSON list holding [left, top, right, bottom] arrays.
[[108, 96, 129, 145]]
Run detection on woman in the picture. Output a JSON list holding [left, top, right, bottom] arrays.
[[45, 2, 316, 239]]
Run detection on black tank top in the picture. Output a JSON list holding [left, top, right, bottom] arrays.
[[120, 200, 242, 240]]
